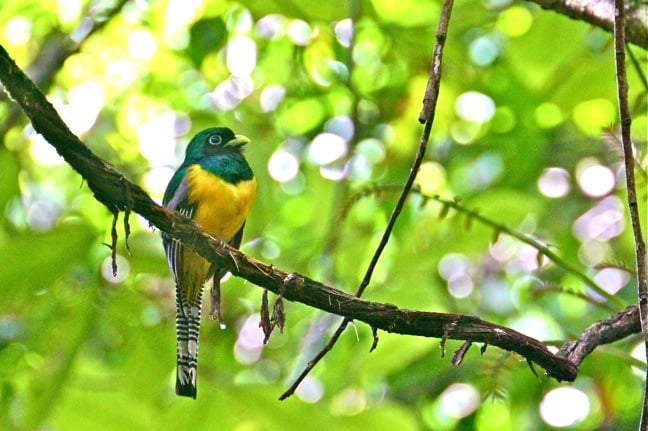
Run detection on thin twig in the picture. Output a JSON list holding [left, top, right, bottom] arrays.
[[613, 0, 648, 428], [341, 185, 623, 309], [451, 341, 472, 366], [428, 195, 624, 308], [626, 45, 648, 91], [279, 0, 455, 401]]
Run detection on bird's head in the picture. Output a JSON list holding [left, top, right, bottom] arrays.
[[184, 127, 250, 162]]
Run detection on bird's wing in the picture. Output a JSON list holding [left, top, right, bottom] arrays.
[[162, 176, 195, 282], [228, 221, 246, 249]]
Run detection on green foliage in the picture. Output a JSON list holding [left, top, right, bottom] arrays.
[[0, 0, 646, 430]]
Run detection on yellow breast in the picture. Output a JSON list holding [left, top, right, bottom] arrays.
[[185, 164, 256, 242]]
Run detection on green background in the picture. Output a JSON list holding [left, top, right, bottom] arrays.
[[0, 0, 646, 430]]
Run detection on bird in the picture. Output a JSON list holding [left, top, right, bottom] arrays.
[[161, 127, 256, 398]]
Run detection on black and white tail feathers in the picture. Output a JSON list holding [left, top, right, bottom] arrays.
[[175, 286, 202, 398]]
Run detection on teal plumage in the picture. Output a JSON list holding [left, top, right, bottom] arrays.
[[162, 127, 256, 398]]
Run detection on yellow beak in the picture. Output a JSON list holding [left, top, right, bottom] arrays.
[[226, 134, 251, 147]]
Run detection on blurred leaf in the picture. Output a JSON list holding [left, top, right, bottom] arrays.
[[0, 150, 19, 225], [185, 17, 227, 68], [0, 222, 98, 304], [1, 0, 645, 429], [22, 281, 101, 431]]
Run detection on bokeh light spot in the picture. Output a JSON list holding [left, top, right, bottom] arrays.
[[58, 0, 82, 24], [415, 161, 447, 195], [106, 59, 138, 90], [496, 6, 534, 37], [450, 120, 481, 145], [256, 14, 286, 39], [287, 19, 314, 46], [128, 30, 158, 60], [227, 7, 253, 34], [576, 159, 615, 197], [448, 273, 474, 299], [540, 387, 590, 427], [334, 19, 353, 47], [234, 314, 264, 364], [30, 134, 63, 166], [594, 267, 629, 295], [227, 36, 257, 76], [165, 0, 203, 47], [489, 234, 518, 263], [631, 342, 647, 377], [535, 103, 564, 128], [330, 387, 367, 416], [439, 383, 480, 418], [137, 112, 179, 166], [572, 196, 625, 241], [438, 253, 468, 281], [145, 166, 174, 197], [5, 17, 31, 45], [210, 76, 254, 111], [324, 116, 355, 141], [295, 376, 324, 403], [572, 98, 616, 135], [510, 314, 555, 340], [537, 167, 570, 198], [355, 138, 385, 164], [491, 106, 516, 133], [456, 91, 496, 123], [268, 149, 299, 183], [260, 84, 286, 112], [320, 164, 348, 181], [63, 82, 105, 135], [469, 35, 499, 66], [260, 239, 281, 260], [577, 240, 609, 267], [308, 133, 348, 165]]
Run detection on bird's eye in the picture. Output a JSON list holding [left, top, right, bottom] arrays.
[[208, 135, 222, 146]]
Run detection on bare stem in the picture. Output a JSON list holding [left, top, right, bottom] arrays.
[[279, 0, 455, 400], [612, 0, 648, 428]]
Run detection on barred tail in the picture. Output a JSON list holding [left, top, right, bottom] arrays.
[[175, 285, 203, 399]]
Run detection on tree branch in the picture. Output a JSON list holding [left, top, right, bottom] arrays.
[[527, 0, 648, 50], [612, 0, 648, 426], [557, 305, 641, 366], [1, 40, 644, 395], [0, 42, 582, 384]]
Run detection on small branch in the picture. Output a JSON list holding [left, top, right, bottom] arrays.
[[279, 0, 456, 400], [428, 195, 624, 307], [626, 45, 648, 91], [613, 0, 648, 427], [557, 305, 641, 366], [342, 186, 624, 308], [452, 341, 472, 366], [527, 0, 648, 50], [109, 209, 119, 276]]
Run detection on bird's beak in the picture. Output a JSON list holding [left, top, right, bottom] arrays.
[[225, 134, 251, 147]]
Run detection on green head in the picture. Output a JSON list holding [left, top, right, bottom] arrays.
[[174, 127, 254, 185], [183, 127, 250, 164]]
